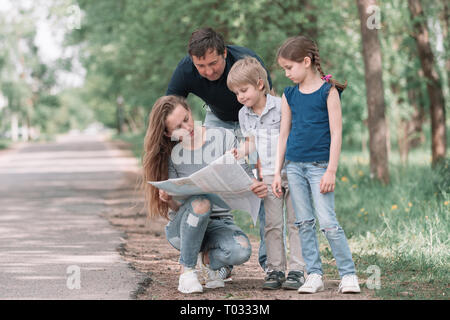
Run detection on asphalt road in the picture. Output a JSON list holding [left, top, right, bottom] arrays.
[[0, 133, 144, 299]]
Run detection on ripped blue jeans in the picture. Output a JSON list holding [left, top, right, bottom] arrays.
[[286, 161, 356, 278], [165, 195, 252, 270]]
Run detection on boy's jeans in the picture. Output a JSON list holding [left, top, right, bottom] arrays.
[[262, 174, 305, 273], [165, 195, 252, 270], [204, 108, 267, 271], [285, 161, 356, 278]]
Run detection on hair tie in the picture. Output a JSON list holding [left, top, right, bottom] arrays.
[[321, 74, 332, 82]]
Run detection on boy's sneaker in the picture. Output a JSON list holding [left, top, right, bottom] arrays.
[[338, 274, 361, 293], [298, 273, 324, 294], [282, 270, 305, 290], [196, 254, 225, 289], [218, 265, 233, 282], [178, 268, 203, 294], [262, 271, 286, 290]]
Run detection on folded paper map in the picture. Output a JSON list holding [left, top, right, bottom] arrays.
[[148, 153, 261, 225]]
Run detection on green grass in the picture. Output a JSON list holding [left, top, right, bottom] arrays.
[[0, 138, 10, 150], [332, 149, 449, 299], [234, 148, 449, 300], [116, 132, 449, 299]]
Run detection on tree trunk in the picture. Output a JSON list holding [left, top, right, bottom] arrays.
[[11, 113, 19, 142], [116, 95, 125, 135], [299, 0, 318, 39], [442, 0, 450, 93], [406, 81, 426, 149], [356, 0, 390, 184], [408, 0, 447, 166]]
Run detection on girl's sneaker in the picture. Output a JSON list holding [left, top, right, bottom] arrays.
[[178, 268, 203, 294], [338, 274, 361, 293], [298, 273, 324, 294]]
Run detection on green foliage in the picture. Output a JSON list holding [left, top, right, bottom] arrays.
[[334, 149, 448, 299], [232, 147, 450, 299], [69, 0, 449, 148]]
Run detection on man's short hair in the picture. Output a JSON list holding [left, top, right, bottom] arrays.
[[227, 56, 270, 94], [188, 27, 226, 57]]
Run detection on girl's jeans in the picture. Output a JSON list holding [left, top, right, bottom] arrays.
[[286, 161, 356, 278], [165, 195, 252, 270]]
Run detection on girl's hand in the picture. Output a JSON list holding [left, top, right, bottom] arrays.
[[159, 189, 172, 203], [272, 174, 283, 198], [320, 170, 336, 194]]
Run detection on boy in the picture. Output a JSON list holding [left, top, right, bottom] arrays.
[[227, 57, 306, 290]]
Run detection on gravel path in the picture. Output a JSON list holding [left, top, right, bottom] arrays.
[[0, 133, 144, 299]]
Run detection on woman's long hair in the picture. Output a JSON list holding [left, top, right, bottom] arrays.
[[142, 95, 190, 220], [277, 35, 347, 92]]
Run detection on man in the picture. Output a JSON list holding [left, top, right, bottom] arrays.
[[166, 27, 272, 276], [167, 27, 273, 132]]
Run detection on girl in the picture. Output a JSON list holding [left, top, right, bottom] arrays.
[[272, 36, 360, 294], [227, 57, 306, 290], [142, 95, 267, 294]]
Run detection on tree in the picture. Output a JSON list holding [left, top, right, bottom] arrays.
[[408, 0, 447, 166], [356, 0, 390, 184]]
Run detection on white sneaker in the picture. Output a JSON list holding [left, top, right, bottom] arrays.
[[204, 267, 225, 289], [298, 273, 324, 294], [196, 253, 225, 289], [338, 274, 361, 293], [178, 268, 203, 294], [218, 265, 233, 282]]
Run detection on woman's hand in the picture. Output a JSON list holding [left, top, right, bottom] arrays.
[[320, 170, 336, 194], [159, 189, 172, 203], [271, 173, 283, 198], [250, 179, 268, 198]]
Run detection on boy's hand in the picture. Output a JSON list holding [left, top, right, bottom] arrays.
[[230, 148, 241, 160], [159, 189, 172, 202], [250, 179, 267, 198], [272, 174, 283, 198], [256, 158, 263, 181], [320, 170, 336, 194]]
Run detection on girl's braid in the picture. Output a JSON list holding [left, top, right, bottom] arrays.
[[311, 41, 347, 91], [311, 45, 325, 79]]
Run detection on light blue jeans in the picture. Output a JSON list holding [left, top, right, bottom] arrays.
[[285, 160, 356, 278], [165, 195, 252, 270], [204, 109, 267, 271]]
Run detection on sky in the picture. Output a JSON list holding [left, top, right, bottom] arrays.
[[0, 0, 85, 89]]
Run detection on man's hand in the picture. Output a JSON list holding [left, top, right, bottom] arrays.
[[250, 179, 267, 198]]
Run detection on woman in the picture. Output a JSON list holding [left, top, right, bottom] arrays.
[[143, 95, 267, 294]]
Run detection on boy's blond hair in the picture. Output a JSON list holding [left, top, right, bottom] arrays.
[[227, 56, 270, 94]]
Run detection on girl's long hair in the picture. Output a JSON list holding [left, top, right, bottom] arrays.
[[277, 36, 347, 92], [142, 95, 190, 220]]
